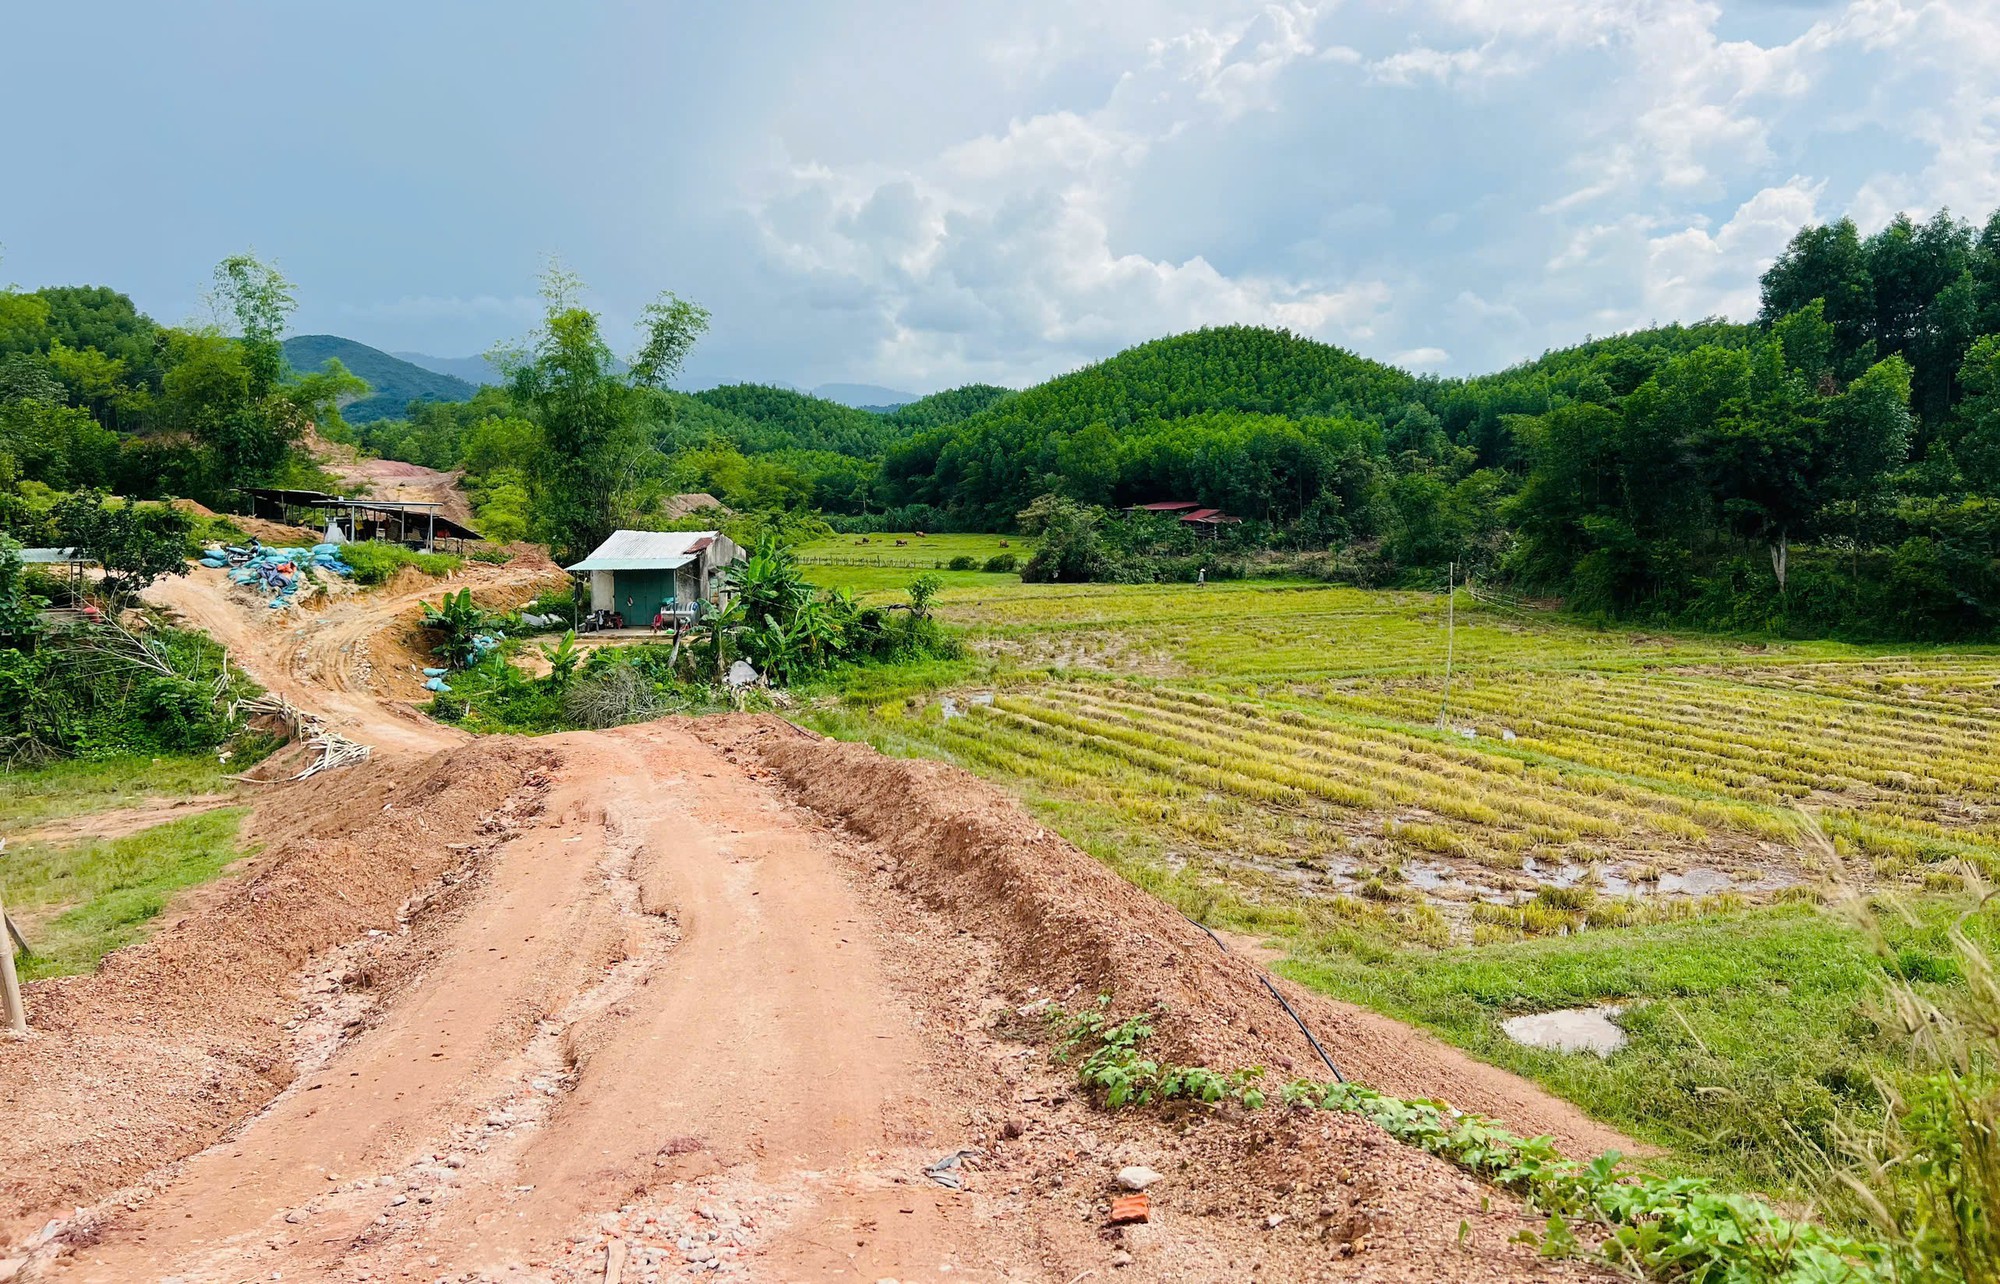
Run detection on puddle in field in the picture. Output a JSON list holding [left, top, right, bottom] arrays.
[[1502, 1005, 1628, 1056], [1397, 861, 1451, 890], [1522, 859, 1797, 899], [939, 691, 995, 720]]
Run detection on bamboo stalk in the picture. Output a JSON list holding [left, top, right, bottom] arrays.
[[0, 844, 25, 1035]]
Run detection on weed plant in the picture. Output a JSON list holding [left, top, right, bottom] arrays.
[[3, 807, 250, 980]]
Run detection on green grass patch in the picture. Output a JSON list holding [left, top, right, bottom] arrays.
[[3, 807, 252, 980], [798, 531, 1032, 569], [1280, 896, 1997, 1193], [0, 754, 241, 835], [340, 541, 464, 586]]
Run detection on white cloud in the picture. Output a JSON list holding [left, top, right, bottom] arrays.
[[725, 0, 2000, 386], [741, 2, 1400, 385], [1641, 178, 1823, 321]]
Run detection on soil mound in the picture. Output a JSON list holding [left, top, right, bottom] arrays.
[[732, 720, 1635, 1159], [0, 739, 556, 1237]]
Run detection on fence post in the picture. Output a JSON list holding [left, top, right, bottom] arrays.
[[0, 904, 24, 1035]]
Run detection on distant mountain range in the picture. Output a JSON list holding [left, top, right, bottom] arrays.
[[291, 334, 927, 418], [391, 350, 504, 386], [282, 335, 480, 423]]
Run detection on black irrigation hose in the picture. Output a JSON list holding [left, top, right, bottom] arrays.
[[1183, 914, 1345, 1084]]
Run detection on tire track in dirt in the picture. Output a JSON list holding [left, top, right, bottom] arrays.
[[10, 548, 1645, 1282], [143, 555, 561, 758]]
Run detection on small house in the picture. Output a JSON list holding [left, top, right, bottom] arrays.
[[1123, 500, 1244, 536], [565, 529, 745, 623]]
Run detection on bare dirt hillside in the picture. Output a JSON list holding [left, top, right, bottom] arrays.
[[310, 430, 480, 529], [0, 548, 1638, 1283]]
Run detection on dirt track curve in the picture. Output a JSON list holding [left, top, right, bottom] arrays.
[[0, 564, 1636, 1282]]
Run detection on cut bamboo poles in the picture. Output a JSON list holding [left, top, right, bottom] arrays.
[[229, 693, 372, 780]]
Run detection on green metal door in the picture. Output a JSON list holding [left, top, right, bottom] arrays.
[[612, 569, 677, 619]]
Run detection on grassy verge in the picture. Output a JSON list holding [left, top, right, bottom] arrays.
[[0, 755, 242, 835], [3, 807, 252, 980], [1053, 1002, 1887, 1283], [340, 541, 464, 586], [1280, 895, 1998, 1193], [798, 531, 1030, 567]]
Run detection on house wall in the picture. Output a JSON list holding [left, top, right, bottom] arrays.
[[589, 570, 615, 613], [698, 534, 745, 601]]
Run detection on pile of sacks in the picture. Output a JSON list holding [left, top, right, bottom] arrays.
[[199, 543, 354, 609]]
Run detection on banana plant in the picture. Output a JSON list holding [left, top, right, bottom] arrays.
[[419, 589, 487, 668], [538, 629, 580, 688]]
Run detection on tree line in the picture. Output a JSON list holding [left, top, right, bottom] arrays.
[[0, 257, 358, 527], [15, 207, 2000, 640]]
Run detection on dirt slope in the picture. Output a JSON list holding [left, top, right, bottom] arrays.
[[4, 543, 1640, 1282], [143, 553, 560, 756], [738, 727, 1636, 1162], [310, 431, 480, 529]]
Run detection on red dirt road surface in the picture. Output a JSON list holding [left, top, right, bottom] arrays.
[[0, 557, 1634, 1282]]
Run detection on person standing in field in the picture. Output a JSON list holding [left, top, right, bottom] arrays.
[[1197, 567, 1206, 585]]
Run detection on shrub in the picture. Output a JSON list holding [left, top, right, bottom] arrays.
[[340, 541, 463, 586], [982, 552, 1019, 574], [419, 589, 489, 667], [946, 554, 980, 571], [1, 615, 258, 761]]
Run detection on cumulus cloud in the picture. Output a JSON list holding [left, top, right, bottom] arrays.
[[725, 0, 2000, 387]]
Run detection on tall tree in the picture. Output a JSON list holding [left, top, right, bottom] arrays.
[[1761, 218, 1874, 372], [497, 261, 709, 564]]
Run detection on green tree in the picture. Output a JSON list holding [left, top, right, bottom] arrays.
[[1953, 335, 2000, 489], [1760, 218, 1875, 373], [0, 534, 47, 644], [1017, 493, 1107, 582], [51, 490, 193, 606], [211, 253, 296, 399], [497, 262, 709, 564]]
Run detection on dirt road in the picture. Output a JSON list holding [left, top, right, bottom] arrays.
[[145, 554, 558, 756], [5, 563, 1639, 1282]]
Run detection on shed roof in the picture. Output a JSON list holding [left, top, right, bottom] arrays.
[[241, 487, 343, 504], [567, 552, 696, 573], [17, 546, 92, 564], [565, 529, 720, 573], [1129, 500, 1202, 512]]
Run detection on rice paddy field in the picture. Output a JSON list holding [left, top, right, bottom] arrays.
[[801, 570, 2000, 1188]]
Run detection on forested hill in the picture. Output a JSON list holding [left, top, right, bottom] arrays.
[[1427, 319, 1760, 466], [283, 335, 478, 423], [878, 326, 1417, 529], [686, 384, 907, 457]]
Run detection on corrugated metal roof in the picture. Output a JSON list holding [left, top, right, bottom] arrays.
[[566, 530, 731, 571], [566, 552, 697, 573], [17, 547, 91, 564]]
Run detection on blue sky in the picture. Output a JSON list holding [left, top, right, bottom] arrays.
[[5, 1, 1996, 394]]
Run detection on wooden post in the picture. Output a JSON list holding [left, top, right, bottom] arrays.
[[0, 856, 25, 1033]]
